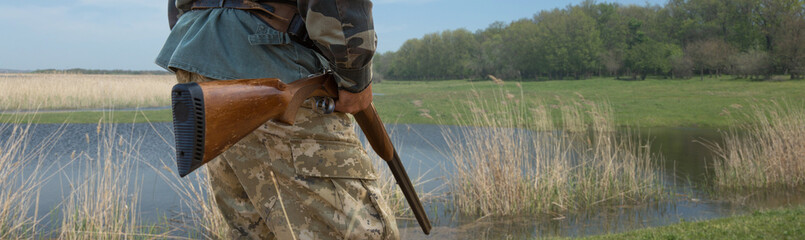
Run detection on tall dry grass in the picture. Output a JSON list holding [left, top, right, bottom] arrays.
[[131, 115, 229, 239], [0, 120, 63, 239], [0, 73, 174, 110], [0, 112, 227, 239], [443, 87, 664, 216], [705, 101, 805, 191], [167, 169, 229, 239], [58, 120, 158, 239]]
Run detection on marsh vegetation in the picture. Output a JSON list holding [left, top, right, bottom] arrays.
[[704, 101, 805, 191], [0, 73, 174, 111], [443, 88, 665, 216], [0, 73, 803, 239]]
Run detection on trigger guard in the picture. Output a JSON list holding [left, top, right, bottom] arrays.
[[314, 97, 335, 114]]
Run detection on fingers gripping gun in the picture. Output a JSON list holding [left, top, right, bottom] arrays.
[[170, 72, 432, 234]]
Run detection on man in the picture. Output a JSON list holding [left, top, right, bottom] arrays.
[[156, 0, 399, 239]]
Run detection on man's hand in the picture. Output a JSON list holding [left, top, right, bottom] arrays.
[[334, 84, 372, 114]]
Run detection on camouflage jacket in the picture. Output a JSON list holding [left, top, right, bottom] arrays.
[[175, 0, 376, 93]]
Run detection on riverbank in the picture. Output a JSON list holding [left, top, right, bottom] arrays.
[[577, 204, 805, 240], [2, 74, 804, 127]]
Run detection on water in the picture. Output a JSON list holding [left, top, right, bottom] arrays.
[[3, 123, 804, 238], [393, 125, 805, 239]]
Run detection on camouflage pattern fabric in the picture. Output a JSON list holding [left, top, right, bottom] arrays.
[[297, 0, 377, 93], [174, 0, 377, 93], [176, 70, 399, 240]]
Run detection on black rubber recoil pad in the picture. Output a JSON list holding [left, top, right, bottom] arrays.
[[171, 83, 206, 177]]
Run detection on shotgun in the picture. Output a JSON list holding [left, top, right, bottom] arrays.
[[170, 72, 432, 234]]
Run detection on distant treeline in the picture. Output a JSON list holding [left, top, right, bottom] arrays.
[[373, 0, 805, 81], [32, 68, 171, 75]]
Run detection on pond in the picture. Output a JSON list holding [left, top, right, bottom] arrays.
[[4, 123, 805, 239]]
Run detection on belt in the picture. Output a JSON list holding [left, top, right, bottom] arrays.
[[190, 0, 318, 52], [192, 0, 295, 32]]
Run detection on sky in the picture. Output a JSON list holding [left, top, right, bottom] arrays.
[[0, 0, 665, 71]]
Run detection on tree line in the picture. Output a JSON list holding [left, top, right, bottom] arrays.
[[373, 0, 805, 81]]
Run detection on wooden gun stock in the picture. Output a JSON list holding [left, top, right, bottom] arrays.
[[171, 73, 431, 234], [171, 73, 338, 177]]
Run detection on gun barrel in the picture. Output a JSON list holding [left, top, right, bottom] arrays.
[[389, 151, 432, 234], [354, 105, 432, 234]]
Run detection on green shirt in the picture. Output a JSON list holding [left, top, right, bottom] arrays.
[[156, 8, 326, 82]]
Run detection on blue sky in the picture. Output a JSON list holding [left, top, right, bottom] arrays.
[[0, 0, 665, 71]]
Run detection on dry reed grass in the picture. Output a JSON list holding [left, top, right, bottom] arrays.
[[704, 101, 805, 191], [0, 73, 174, 110], [443, 87, 664, 216], [132, 115, 229, 239], [58, 120, 160, 239], [0, 112, 225, 239], [148, 167, 229, 239], [0, 118, 64, 239]]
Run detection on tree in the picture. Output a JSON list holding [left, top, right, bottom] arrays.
[[439, 29, 480, 79], [471, 22, 508, 78], [387, 38, 423, 79], [625, 40, 680, 80], [670, 54, 694, 79], [372, 51, 394, 82], [685, 38, 736, 80], [773, 15, 805, 79], [376, 0, 803, 80], [600, 49, 623, 77], [501, 18, 542, 79], [535, 7, 602, 79], [729, 50, 771, 79]]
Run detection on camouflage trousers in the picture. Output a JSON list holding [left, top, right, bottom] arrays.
[[176, 70, 399, 240]]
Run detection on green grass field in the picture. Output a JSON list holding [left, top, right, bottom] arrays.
[[2, 76, 804, 127], [371, 76, 805, 128], [577, 205, 805, 240]]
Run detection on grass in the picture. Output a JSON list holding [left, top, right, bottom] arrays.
[[136, 120, 230, 239], [702, 100, 805, 192], [443, 87, 666, 216], [372, 76, 805, 128], [58, 122, 141, 239], [0, 73, 174, 111], [3, 74, 805, 127], [0, 118, 63, 239], [579, 205, 805, 239], [0, 113, 219, 239]]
